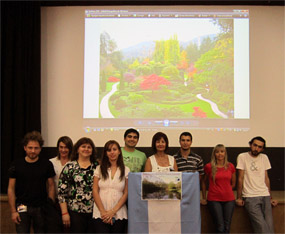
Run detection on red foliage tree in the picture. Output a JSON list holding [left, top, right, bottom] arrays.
[[108, 76, 120, 82], [192, 107, 207, 118], [124, 72, 135, 83], [140, 74, 171, 90], [142, 58, 150, 65], [187, 63, 197, 78], [177, 60, 188, 70]]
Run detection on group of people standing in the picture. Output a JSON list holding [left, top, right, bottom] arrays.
[[8, 129, 277, 233]]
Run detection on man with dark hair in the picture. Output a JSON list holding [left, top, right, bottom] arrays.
[[8, 131, 56, 233], [121, 128, 146, 172], [173, 132, 204, 178], [236, 136, 278, 233]]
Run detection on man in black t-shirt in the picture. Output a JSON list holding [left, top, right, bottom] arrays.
[[8, 131, 55, 233]]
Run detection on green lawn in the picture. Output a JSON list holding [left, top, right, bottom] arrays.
[[108, 96, 220, 118], [102, 82, 222, 118]]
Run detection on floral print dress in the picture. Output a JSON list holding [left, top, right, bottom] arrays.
[[58, 160, 97, 213]]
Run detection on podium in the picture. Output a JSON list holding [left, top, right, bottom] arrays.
[[128, 172, 201, 234]]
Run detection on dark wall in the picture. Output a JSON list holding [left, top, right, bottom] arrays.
[[1, 1, 42, 194], [40, 146, 285, 191]]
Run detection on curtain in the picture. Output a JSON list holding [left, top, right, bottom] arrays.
[[1, 1, 41, 193]]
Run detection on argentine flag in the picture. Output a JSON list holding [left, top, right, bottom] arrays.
[[128, 172, 201, 233]]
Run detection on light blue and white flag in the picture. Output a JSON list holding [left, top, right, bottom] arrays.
[[128, 172, 201, 234]]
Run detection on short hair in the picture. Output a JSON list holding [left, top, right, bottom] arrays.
[[151, 132, 169, 153], [179, 132, 193, 141], [71, 137, 97, 163], [249, 136, 266, 149], [100, 140, 125, 181], [22, 131, 44, 147], [56, 136, 73, 159], [124, 128, 140, 139]]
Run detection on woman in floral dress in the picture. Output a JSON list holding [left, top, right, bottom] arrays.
[[58, 137, 98, 233]]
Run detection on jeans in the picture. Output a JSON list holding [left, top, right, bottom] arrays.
[[207, 200, 235, 233], [16, 206, 45, 233], [244, 196, 274, 233]]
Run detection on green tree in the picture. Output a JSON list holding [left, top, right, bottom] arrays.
[[211, 19, 234, 38], [168, 34, 181, 65], [185, 42, 200, 64], [108, 39, 117, 54], [119, 70, 125, 91], [164, 40, 170, 63], [193, 37, 234, 110], [100, 32, 110, 57], [153, 35, 181, 65], [108, 51, 126, 90], [200, 36, 215, 55], [129, 59, 140, 70], [153, 40, 165, 63], [100, 70, 107, 92], [161, 64, 180, 81], [100, 31, 118, 56]]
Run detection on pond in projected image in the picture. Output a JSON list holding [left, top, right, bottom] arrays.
[[142, 173, 182, 200]]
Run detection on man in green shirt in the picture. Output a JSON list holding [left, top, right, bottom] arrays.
[[121, 128, 147, 172]]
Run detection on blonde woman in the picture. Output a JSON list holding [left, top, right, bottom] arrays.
[[201, 144, 236, 233]]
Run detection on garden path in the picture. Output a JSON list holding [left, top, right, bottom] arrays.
[[99, 82, 119, 118], [196, 94, 228, 118]]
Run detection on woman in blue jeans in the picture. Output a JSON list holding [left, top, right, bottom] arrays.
[[201, 144, 236, 233]]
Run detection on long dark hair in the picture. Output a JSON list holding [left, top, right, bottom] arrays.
[[100, 140, 125, 181], [56, 136, 73, 159], [71, 137, 97, 164]]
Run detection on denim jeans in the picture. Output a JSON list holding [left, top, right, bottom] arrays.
[[207, 200, 235, 233], [16, 206, 45, 233], [244, 196, 274, 233]]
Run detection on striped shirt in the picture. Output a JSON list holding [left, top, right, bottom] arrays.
[[173, 150, 204, 174]]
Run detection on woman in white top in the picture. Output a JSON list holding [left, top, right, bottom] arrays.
[[47, 136, 73, 232], [50, 136, 73, 195], [92, 140, 129, 233], [144, 132, 178, 172]]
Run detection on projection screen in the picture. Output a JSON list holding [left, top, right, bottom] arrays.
[[41, 5, 284, 147]]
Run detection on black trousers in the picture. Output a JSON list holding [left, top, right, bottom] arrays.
[[91, 218, 127, 233], [42, 199, 63, 233], [69, 210, 93, 233]]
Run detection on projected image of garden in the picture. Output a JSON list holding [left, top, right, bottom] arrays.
[[142, 172, 182, 200], [98, 18, 234, 119]]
